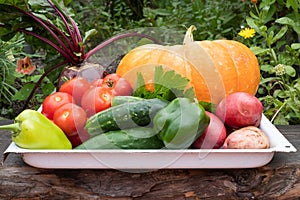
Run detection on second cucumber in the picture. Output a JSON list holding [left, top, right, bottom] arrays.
[[76, 127, 164, 149]]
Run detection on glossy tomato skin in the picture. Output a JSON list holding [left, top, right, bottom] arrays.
[[81, 86, 113, 117], [53, 103, 87, 135], [102, 73, 132, 96], [42, 92, 74, 120], [59, 77, 90, 105]]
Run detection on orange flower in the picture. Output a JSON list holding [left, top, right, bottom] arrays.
[[251, 0, 257, 3], [16, 56, 36, 75]]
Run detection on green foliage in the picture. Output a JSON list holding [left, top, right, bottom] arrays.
[[0, 0, 73, 41], [0, 34, 55, 119], [239, 0, 300, 125], [0, 0, 299, 125], [69, 0, 134, 48], [70, 0, 252, 45], [0, 34, 24, 118], [133, 66, 195, 101], [12, 67, 55, 102], [141, 0, 251, 40], [0, 0, 83, 119]]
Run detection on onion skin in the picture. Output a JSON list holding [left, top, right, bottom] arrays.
[[216, 92, 263, 129], [192, 112, 227, 149], [223, 126, 270, 149]]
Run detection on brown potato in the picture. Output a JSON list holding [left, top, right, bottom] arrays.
[[223, 126, 270, 149]]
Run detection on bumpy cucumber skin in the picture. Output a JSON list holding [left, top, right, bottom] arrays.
[[85, 98, 168, 138], [75, 127, 164, 149], [111, 96, 143, 106]]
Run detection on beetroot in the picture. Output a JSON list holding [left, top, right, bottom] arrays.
[[223, 126, 270, 149], [57, 63, 108, 88], [192, 111, 227, 149], [1, 1, 160, 109], [216, 92, 263, 128]]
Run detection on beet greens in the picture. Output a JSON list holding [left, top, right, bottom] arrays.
[[0, 0, 159, 109]]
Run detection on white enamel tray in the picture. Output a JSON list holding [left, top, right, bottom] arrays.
[[3, 115, 297, 169]]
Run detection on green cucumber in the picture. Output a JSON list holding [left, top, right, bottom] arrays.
[[85, 98, 168, 137], [75, 127, 164, 149], [111, 96, 143, 106]]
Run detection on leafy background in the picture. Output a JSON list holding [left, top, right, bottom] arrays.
[[0, 0, 299, 125]]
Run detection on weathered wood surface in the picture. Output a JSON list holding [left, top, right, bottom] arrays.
[[0, 119, 299, 200]]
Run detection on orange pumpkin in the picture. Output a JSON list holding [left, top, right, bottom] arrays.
[[116, 26, 260, 104]]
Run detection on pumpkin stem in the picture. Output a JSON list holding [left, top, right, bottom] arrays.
[[183, 25, 197, 45]]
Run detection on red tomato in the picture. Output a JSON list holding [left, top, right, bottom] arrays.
[[53, 103, 87, 135], [67, 128, 90, 148], [81, 87, 113, 117], [41, 92, 74, 119], [102, 73, 132, 96], [59, 77, 90, 105]]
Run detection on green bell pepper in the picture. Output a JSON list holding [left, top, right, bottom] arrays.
[[154, 98, 210, 149], [0, 109, 72, 149]]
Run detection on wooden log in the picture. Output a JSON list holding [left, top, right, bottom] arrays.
[[0, 124, 299, 200], [0, 165, 299, 199]]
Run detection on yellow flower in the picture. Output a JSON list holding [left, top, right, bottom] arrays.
[[238, 28, 256, 39], [16, 56, 36, 75]]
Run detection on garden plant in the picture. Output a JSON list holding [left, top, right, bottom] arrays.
[[0, 0, 299, 125]]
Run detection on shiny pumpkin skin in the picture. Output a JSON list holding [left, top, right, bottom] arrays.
[[116, 39, 260, 104]]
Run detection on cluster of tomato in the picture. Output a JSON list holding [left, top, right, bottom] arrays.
[[41, 73, 132, 147]]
